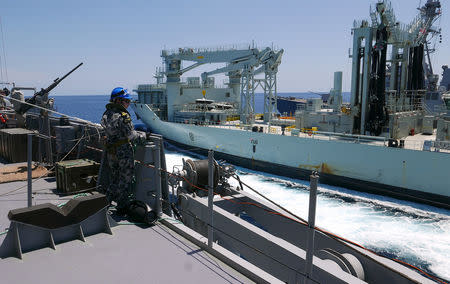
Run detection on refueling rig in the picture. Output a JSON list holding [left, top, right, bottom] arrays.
[[350, 0, 442, 138], [296, 0, 445, 141]]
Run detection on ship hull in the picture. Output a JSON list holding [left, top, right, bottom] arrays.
[[134, 103, 450, 209]]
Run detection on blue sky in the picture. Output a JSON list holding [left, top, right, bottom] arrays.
[[1, 0, 448, 95]]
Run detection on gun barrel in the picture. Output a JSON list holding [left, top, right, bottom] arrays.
[[57, 62, 83, 83], [17, 62, 84, 114], [41, 62, 83, 94]]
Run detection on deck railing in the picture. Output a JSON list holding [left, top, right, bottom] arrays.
[[170, 120, 450, 153]]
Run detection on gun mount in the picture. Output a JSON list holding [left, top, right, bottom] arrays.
[[17, 62, 83, 115]]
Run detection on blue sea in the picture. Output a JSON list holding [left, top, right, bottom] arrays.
[[52, 93, 450, 282], [53, 94, 133, 124]]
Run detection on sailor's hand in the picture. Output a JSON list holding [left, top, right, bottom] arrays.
[[136, 131, 147, 144]]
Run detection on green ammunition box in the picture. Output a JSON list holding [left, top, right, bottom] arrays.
[[56, 159, 100, 193]]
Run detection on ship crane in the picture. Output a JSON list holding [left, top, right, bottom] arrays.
[[200, 47, 283, 124], [252, 49, 284, 122], [160, 46, 282, 124]]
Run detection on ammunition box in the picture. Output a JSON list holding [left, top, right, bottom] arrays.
[[0, 128, 38, 162], [56, 159, 100, 193]]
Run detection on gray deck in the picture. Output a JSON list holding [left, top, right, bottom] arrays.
[[0, 176, 253, 284]]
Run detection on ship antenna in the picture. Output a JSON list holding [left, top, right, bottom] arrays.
[[0, 16, 8, 82]]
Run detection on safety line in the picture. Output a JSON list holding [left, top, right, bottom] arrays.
[[172, 205, 320, 283], [0, 94, 98, 126], [135, 159, 448, 284], [0, 132, 86, 197]]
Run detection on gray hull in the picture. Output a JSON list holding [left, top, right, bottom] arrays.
[[133, 103, 450, 209]]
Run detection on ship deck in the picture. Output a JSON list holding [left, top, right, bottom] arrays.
[[0, 163, 254, 284], [208, 121, 448, 153]]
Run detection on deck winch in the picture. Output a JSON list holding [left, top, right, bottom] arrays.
[[171, 157, 237, 197]]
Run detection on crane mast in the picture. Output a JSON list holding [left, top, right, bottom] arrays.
[[350, 0, 441, 137]]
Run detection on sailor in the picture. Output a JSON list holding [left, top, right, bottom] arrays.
[[101, 87, 146, 213], [0, 88, 9, 109]]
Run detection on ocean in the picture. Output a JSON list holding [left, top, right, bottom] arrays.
[[53, 94, 450, 281]]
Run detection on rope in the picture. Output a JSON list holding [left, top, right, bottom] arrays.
[[0, 93, 98, 126], [57, 192, 90, 207], [231, 171, 448, 283], [0, 132, 86, 197], [135, 158, 448, 284], [169, 205, 319, 283], [0, 123, 105, 198], [231, 173, 308, 224]]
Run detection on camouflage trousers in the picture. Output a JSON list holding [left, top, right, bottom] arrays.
[[106, 143, 135, 210]]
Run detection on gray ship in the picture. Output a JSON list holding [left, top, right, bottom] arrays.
[[133, 0, 450, 209]]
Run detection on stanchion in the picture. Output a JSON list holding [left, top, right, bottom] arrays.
[[154, 143, 162, 218], [27, 133, 33, 207], [304, 172, 319, 283], [207, 150, 214, 248]]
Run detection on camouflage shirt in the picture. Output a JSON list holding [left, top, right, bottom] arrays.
[[101, 103, 143, 145]]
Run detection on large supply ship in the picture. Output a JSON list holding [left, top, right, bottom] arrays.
[[133, 0, 450, 209]]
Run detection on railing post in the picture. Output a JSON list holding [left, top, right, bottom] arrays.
[[45, 115, 53, 163], [27, 133, 33, 207], [37, 118, 42, 162], [154, 142, 162, 218], [207, 150, 215, 248], [304, 172, 319, 283]]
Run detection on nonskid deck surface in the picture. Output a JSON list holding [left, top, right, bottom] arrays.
[[0, 174, 252, 284]]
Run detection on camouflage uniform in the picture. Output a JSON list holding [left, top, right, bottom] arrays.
[[101, 103, 144, 210]]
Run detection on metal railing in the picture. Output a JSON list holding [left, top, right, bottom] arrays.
[[174, 103, 238, 114], [424, 140, 450, 152], [171, 118, 450, 154], [162, 43, 255, 57], [385, 90, 426, 113]]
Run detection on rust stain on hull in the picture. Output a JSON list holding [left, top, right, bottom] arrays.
[[298, 163, 334, 175], [320, 163, 333, 174]]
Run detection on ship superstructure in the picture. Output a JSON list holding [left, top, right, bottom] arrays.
[[137, 45, 283, 125], [133, 0, 450, 209]]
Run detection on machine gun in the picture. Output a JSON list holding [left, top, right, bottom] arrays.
[[17, 62, 83, 114]]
